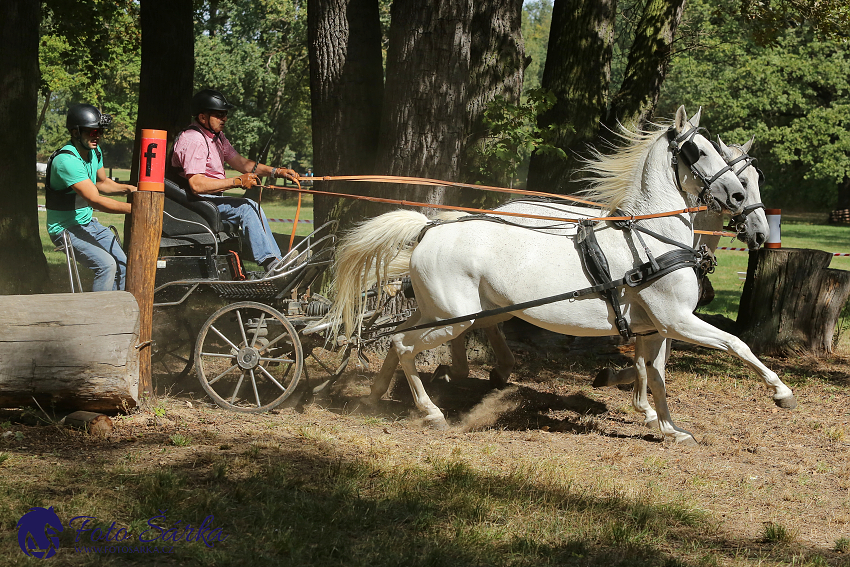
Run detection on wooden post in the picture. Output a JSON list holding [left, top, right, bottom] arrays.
[[737, 248, 850, 356], [126, 129, 167, 401]]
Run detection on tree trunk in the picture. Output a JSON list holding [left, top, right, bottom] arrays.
[[605, 0, 686, 131], [526, 0, 616, 194], [0, 292, 140, 412], [127, 0, 194, 248], [0, 0, 49, 294], [371, 0, 476, 212], [308, 0, 384, 233], [462, 1, 526, 194], [737, 248, 850, 356]]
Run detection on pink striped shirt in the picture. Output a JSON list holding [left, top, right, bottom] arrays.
[[171, 124, 237, 180]]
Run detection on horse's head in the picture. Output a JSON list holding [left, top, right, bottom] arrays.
[[715, 136, 768, 249], [16, 506, 63, 559], [670, 106, 746, 215]]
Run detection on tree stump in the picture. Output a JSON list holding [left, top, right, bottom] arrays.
[[737, 248, 850, 356], [0, 292, 140, 412]]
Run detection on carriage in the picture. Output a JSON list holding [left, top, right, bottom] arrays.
[[149, 179, 355, 413]]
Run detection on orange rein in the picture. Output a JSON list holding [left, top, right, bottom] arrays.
[[261, 174, 737, 236]]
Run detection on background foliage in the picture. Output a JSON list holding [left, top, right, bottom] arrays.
[[35, 0, 850, 210]]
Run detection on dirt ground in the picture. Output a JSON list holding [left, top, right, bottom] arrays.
[[3, 323, 850, 563]]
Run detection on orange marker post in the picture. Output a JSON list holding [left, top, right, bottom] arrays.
[[126, 129, 167, 402]]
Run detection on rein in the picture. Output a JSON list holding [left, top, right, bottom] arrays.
[[259, 182, 714, 226]]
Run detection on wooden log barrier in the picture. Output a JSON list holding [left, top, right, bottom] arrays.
[[737, 248, 850, 356], [0, 292, 140, 412]]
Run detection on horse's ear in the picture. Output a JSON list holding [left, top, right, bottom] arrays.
[[689, 107, 702, 128], [716, 135, 732, 159], [674, 105, 689, 133], [741, 136, 755, 153]]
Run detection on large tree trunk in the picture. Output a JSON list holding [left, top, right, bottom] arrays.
[[526, 0, 616, 194], [371, 0, 476, 212], [127, 0, 194, 248], [308, 0, 384, 233], [463, 0, 526, 193], [0, 0, 48, 294], [737, 248, 850, 356], [605, 0, 686, 131]]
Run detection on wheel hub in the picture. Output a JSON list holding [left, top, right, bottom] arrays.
[[236, 347, 260, 370]]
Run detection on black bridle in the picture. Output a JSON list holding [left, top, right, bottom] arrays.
[[668, 126, 738, 213], [714, 146, 766, 234]]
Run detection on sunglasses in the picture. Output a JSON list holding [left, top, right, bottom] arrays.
[[209, 110, 228, 119], [81, 128, 103, 136]]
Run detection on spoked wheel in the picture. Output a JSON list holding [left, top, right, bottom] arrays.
[[195, 302, 304, 413]]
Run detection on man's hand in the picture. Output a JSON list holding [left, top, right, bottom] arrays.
[[273, 167, 301, 189], [234, 173, 260, 189]]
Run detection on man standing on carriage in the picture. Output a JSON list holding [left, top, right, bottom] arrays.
[[169, 89, 300, 275], [45, 103, 136, 291]]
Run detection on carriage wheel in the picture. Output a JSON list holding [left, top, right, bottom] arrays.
[[194, 302, 304, 413]]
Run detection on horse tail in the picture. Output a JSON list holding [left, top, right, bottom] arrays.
[[326, 210, 431, 340]]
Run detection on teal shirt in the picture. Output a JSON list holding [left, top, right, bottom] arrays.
[[46, 143, 103, 235]]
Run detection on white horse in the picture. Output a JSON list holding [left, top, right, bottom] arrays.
[[591, 137, 777, 408], [325, 106, 794, 444], [429, 135, 770, 391]]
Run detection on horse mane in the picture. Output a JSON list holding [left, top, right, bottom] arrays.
[[576, 120, 673, 213]]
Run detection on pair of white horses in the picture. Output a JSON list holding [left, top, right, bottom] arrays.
[[322, 106, 796, 445]]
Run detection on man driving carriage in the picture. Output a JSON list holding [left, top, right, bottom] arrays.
[[45, 103, 136, 291], [169, 89, 300, 275]]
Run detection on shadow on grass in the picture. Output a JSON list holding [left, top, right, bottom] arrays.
[[1, 430, 845, 567]]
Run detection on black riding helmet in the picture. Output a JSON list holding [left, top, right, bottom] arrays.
[[191, 89, 235, 117], [66, 103, 113, 132]]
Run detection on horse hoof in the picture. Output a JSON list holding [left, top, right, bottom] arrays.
[[677, 436, 699, 446], [774, 395, 797, 410], [592, 368, 615, 388], [432, 364, 451, 383], [644, 419, 659, 431], [424, 415, 449, 430], [489, 369, 509, 389]]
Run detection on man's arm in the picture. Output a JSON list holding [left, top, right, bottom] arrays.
[[187, 172, 258, 195], [71, 178, 131, 214], [226, 154, 300, 185], [95, 167, 136, 195]]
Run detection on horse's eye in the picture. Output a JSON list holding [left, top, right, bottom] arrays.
[[740, 178, 749, 188], [699, 149, 707, 157]]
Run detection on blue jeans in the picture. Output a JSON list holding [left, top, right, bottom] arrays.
[[51, 219, 127, 292], [206, 196, 282, 264]]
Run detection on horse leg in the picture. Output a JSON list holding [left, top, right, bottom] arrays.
[[593, 338, 672, 388], [661, 315, 796, 408], [367, 311, 422, 401], [367, 348, 400, 403], [636, 334, 697, 445], [630, 336, 659, 429], [392, 321, 473, 430], [433, 331, 471, 383], [484, 324, 515, 388]]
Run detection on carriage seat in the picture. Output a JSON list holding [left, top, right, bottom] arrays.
[[161, 178, 241, 248]]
